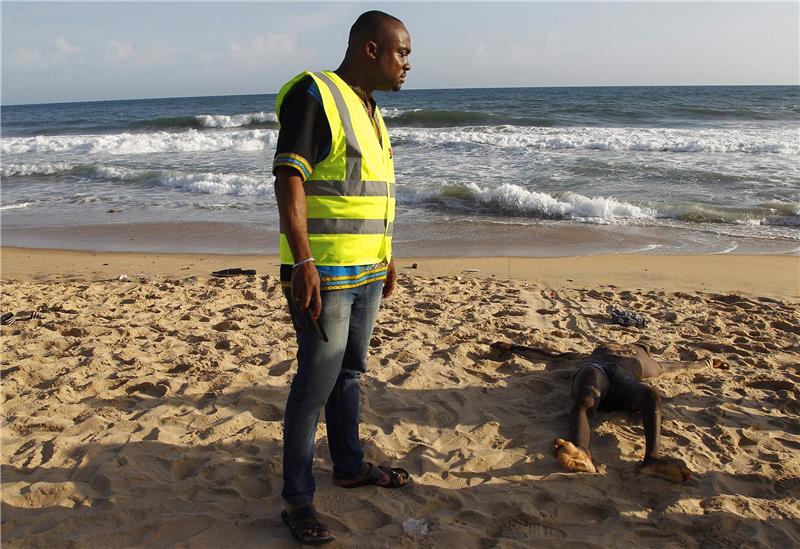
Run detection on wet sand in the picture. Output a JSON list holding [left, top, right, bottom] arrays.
[[3, 219, 798, 257], [2, 247, 798, 297]]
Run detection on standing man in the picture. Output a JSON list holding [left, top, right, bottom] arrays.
[[273, 10, 412, 545]]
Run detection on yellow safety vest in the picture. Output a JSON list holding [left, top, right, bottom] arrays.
[[275, 71, 396, 266]]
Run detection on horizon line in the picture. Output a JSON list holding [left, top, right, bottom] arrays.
[[3, 83, 798, 108]]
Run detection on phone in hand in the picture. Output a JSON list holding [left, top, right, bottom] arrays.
[[306, 308, 328, 342]]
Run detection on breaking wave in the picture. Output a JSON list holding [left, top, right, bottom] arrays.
[[1, 129, 279, 155], [131, 111, 278, 130], [400, 181, 658, 222], [392, 126, 800, 154]]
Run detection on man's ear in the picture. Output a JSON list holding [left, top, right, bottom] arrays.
[[365, 40, 378, 60]]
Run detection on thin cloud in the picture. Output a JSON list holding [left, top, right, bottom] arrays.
[[281, 4, 352, 34], [10, 37, 82, 69], [104, 41, 134, 65], [509, 44, 546, 66], [474, 43, 491, 66], [10, 47, 46, 69], [229, 33, 305, 67], [54, 37, 82, 58]]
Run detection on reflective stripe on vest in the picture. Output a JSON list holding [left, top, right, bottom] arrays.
[[304, 180, 396, 198], [314, 72, 363, 184], [276, 70, 395, 266], [307, 219, 394, 235]]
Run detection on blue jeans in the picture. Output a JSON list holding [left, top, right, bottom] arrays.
[[281, 280, 383, 507]]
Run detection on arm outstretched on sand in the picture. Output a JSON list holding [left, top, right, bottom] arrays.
[[490, 341, 585, 363]]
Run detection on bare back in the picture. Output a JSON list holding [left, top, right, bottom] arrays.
[[587, 343, 661, 380]]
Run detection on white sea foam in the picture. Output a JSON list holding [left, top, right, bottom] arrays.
[[1, 129, 279, 155], [1, 162, 75, 177], [765, 215, 800, 227], [0, 202, 32, 210], [90, 166, 274, 196], [191, 202, 243, 210], [391, 126, 800, 154], [735, 216, 766, 227], [399, 181, 657, 222], [622, 244, 663, 253], [2, 162, 275, 196], [4, 126, 796, 158], [379, 107, 420, 118], [196, 112, 277, 128], [713, 242, 740, 254], [75, 196, 101, 204], [154, 171, 273, 196]]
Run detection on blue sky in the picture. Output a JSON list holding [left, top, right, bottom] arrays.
[[2, 1, 798, 105]]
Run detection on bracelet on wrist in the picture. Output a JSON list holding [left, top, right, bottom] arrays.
[[292, 257, 316, 269]]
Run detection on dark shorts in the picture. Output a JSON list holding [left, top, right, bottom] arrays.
[[571, 360, 640, 411], [571, 362, 608, 399]]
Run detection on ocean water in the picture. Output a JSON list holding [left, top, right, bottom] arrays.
[[2, 85, 799, 255]]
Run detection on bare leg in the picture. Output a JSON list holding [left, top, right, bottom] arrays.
[[491, 342, 584, 362], [554, 366, 607, 474], [634, 345, 713, 379], [634, 381, 661, 459]]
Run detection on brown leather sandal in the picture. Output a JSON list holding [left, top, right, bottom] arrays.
[[281, 506, 335, 545], [335, 462, 411, 489]]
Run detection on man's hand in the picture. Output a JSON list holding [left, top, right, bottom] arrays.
[[292, 262, 322, 319], [275, 166, 322, 318], [383, 259, 397, 298]]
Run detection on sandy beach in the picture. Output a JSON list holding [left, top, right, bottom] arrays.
[[1, 247, 799, 547]]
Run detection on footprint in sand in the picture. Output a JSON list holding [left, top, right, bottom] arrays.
[[387, 372, 412, 385], [10, 481, 100, 510], [493, 309, 527, 318], [776, 437, 800, 451], [771, 320, 800, 335], [213, 320, 241, 332], [774, 477, 800, 497], [61, 327, 89, 338], [14, 439, 38, 456], [375, 326, 405, 339], [20, 439, 56, 469], [125, 381, 169, 398], [170, 456, 209, 481], [464, 367, 498, 384], [692, 341, 741, 355], [423, 401, 459, 427], [691, 511, 756, 549], [249, 403, 283, 422], [215, 339, 232, 350], [268, 359, 294, 377], [197, 392, 217, 414], [167, 362, 193, 374], [746, 379, 795, 395], [390, 349, 419, 365], [492, 513, 567, 541], [241, 289, 258, 301]]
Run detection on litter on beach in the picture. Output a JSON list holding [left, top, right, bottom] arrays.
[[211, 268, 257, 277]]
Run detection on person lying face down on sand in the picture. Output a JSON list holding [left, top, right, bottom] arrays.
[[491, 341, 723, 483]]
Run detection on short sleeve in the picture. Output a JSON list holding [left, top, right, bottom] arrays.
[[272, 76, 332, 181]]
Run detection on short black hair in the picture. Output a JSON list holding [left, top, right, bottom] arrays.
[[348, 10, 403, 47]]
